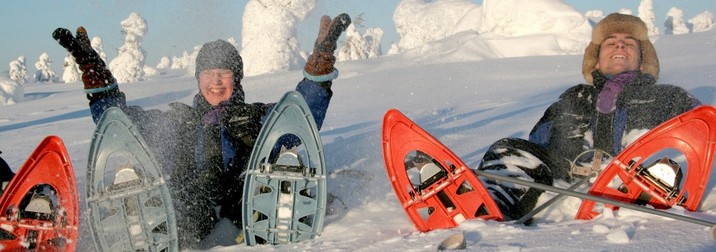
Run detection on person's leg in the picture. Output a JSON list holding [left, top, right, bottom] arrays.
[[0, 152, 15, 192], [477, 138, 568, 223]]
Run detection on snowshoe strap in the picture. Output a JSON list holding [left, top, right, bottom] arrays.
[[571, 149, 606, 177]]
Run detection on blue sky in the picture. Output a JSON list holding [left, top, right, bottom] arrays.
[[2, 0, 714, 69]]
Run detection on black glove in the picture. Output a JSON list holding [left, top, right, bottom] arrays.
[[53, 26, 117, 93], [304, 13, 351, 79]]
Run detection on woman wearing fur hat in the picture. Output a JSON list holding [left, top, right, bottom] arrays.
[[53, 14, 350, 248], [476, 13, 701, 223]]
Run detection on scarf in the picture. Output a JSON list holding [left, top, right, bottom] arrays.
[[596, 71, 638, 113]]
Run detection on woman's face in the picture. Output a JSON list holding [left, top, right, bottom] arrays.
[[596, 33, 642, 76], [198, 69, 234, 106]]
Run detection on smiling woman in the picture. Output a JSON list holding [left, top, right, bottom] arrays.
[[194, 40, 242, 106], [52, 13, 350, 249]]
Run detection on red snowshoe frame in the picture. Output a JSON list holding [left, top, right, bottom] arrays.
[[577, 105, 716, 220], [382, 109, 503, 232], [0, 136, 79, 251]]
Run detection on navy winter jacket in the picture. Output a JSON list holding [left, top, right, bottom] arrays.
[[528, 71, 700, 165]]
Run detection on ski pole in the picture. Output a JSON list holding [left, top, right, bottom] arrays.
[[514, 174, 593, 225], [474, 169, 716, 228]]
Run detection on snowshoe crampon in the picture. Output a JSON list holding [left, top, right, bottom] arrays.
[[0, 136, 79, 251], [242, 91, 327, 246], [86, 107, 178, 251], [382, 109, 503, 232], [577, 105, 716, 219]]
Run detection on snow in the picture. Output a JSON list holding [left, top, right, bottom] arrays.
[[690, 11, 716, 33], [2, 1, 716, 251], [240, 0, 314, 76]]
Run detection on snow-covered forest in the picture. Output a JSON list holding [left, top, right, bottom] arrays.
[[2, 0, 715, 106]]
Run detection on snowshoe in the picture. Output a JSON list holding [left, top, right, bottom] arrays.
[[86, 107, 178, 251], [382, 109, 503, 232], [577, 105, 716, 219], [0, 136, 79, 251], [242, 91, 327, 246]]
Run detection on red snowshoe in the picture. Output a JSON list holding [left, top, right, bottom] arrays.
[[382, 109, 503, 232], [0, 136, 79, 251], [577, 105, 716, 219]]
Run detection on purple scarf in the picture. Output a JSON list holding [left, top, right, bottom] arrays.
[[203, 106, 226, 125], [596, 71, 638, 113]]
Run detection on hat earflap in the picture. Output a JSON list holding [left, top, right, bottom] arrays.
[[582, 42, 600, 85], [639, 40, 659, 81]]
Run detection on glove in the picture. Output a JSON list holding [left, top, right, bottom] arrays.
[[53, 26, 117, 94], [303, 13, 351, 82]]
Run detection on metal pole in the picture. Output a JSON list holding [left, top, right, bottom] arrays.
[[515, 175, 593, 224], [474, 169, 716, 228]]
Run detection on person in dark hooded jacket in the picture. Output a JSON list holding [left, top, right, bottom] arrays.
[[476, 13, 701, 222], [54, 14, 350, 248]]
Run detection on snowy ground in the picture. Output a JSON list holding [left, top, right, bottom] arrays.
[[2, 29, 716, 251]]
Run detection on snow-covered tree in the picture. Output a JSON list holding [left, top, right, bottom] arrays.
[[393, 0, 591, 64], [479, 0, 590, 38], [387, 42, 400, 55], [8, 56, 28, 84], [62, 52, 81, 83], [156, 56, 171, 69], [689, 11, 715, 33], [143, 66, 157, 77], [585, 10, 605, 25], [171, 46, 199, 72], [638, 0, 659, 35], [664, 7, 689, 35], [182, 45, 201, 76], [34, 53, 58, 83], [91, 36, 107, 62], [394, 0, 480, 51], [109, 12, 147, 83], [618, 8, 633, 15], [0, 77, 23, 105], [241, 0, 315, 76], [172, 51, 191, 70], [337, 15, 384, 61]]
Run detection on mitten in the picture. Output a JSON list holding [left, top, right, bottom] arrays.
[[53, 26, 117, 94], [304, 13, 351, 82]]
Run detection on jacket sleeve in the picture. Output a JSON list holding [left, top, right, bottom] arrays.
[[528, 84, 596, 161], [87, 88, 127, 124], [256, 78, 334, 152], [295, 78, 333, 130]]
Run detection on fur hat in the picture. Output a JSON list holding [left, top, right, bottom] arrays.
[[582, 13, 659, 84]]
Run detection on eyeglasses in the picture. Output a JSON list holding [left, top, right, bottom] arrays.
[[200, 69, 233, 79]]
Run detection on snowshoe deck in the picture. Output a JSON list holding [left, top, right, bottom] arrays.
[[0, 136, 79, 251], [577, 105, 716, 219], [382, 109, 503, 232], [86, 107, 178, 251], [242, 91, 327, 246]]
